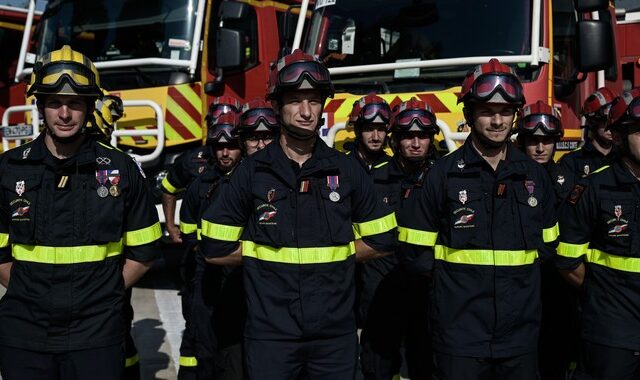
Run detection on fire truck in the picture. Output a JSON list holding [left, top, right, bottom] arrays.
[[0, 4, 40, 126], [615, 0, 640, 89], [292, 0, 636, 156]]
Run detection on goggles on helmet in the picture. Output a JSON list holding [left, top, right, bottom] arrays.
[[278, 61, 332, 89], [207, 123, 238, 143], [521, 114, 562, 136], [207, 104, 238, 121], [471, 74, 523, 104], [29, 62, 100, 97], [356, 103, 391, 124], [241, 108, 279, 129], [393, 109, 438, 131]]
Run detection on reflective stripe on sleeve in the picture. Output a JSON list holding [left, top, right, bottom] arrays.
[[201, 220, 243, 241], [557, 242, 589, 258], [588, 249, 640, 273], [397, 227, 437, 247], [12, 241, 123, 264], [180, 222, 198, 235], [125, 354, 140, 368], [543, 223, 559, 243], [434, 245, 538, 266], [161, 176, 181, 194], [242, 241, 355, 264], [353, 212, 396, 237], [179, 356, 198, 367], [0, 233, 8, 248], [124, 222, 162, 246]]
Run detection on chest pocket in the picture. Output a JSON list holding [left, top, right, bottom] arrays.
[[513, 187, 545, 249], [446, 188, 487, 249], [598, 197, 635, 255], [1, 173, 43, 243], [319, 179, 353, 245], [250, 183, 289, 245], [89, 170, 129, 243]]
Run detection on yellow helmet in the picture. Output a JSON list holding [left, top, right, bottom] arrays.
[[27, 45, 102, 99], [93, 93, 124, 137]]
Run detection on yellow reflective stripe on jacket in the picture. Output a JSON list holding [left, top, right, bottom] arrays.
[[124, 222, 162, 246], [353, 212, 396, 237], [588, 249, 640, 273], [180, 222, 197, 235], [179, 356, 198, 367], [0, 233, 8, 248], [125, 354, 139, 368], [161, 176, 180, 194], [543, 223, 559, 243], [397, 227, 437, 247], [201, 220, 244, 241], [373, 161, 389, 169], [557, 242, 589, 258], [434, 245, 538, 266], [13, 241, 123, 264], [242, 241, 355, 264]]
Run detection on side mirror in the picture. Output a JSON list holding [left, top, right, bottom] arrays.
[[575, 20, 613, 72], [219, 1, 250, 20], [574, 0, 609, 12], [216, 28, 246, 70], [553, 78, 577, 99]]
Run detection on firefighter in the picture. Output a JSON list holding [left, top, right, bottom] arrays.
[[200, 49, 397, 379], [177, 112, 243, 379], [359, 97, 439, 380], [237, 98, 280, 155], [516, 101, 579, 378], [161, 95, 241, 244], [559, 87, 618, 190], [0, 45, 161, 379], [397, 58, 558, 379], [557, 88, 640, 379]]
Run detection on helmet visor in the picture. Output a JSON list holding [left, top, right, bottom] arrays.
[[522, 114, 561, 135], [208, 104, 238, 121], [473, 74, 522, 103], [242, 108, 278, 128], [34, 62, 98, 95], [360, 103, 391, 123], [629, 97, 640, 120], [279, 61, 331, 87], [395, 109, 437, 129]]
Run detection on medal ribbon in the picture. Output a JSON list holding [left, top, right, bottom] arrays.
[[525, 180, 535, 196], [96, 170, 108, 186], [108, 170, 121, 186], [326, 175, 339, 192]]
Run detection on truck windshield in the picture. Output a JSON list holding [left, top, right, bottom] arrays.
[[36, 0, 198, 63], [304, 0, 533, 92]]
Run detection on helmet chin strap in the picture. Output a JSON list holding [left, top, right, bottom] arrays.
[[281, 117, 324, 141]]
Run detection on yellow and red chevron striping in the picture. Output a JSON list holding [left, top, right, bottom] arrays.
[[165, 84, 203, 141]]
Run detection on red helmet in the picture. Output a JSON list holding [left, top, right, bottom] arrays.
[[517, 101, 563, 138], [239, 98, 280, 134], [390, 97, 439, 134], [607, 88, 640, 131], [267, 49, 334, 100], [458, 58, 525, 106], [205, 95, 241, 128], [207, 112, 239, 144], [582, 87, 617, 119], [348, 93, 391, 128]]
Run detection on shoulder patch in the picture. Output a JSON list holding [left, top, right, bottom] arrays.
[[567, 184, 586, 206]]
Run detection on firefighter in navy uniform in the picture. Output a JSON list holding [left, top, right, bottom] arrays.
[[359, 97, 440, 380], [177, 112, 243, 379], [557, 88, 640, 379], [200, 50, 397, 380], [161, 95, 241, 243], [179, 99, 279, 380], [0, 45, 161, 379], [559, 87, 618, 190], [515, 101, 579, 379], [397, 58, 559, 380]]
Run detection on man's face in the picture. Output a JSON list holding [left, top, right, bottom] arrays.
[[585, 117, 613, 144], [397, 131, 431, 161], [471, 103, 516, 147], [624, 123, 640, 162], [358, 123, 388, 153], [243, 132, 276, 155], [279, 90, 324, 133], [215, 142, 242, 171], [523, 135, 556, 164], [42, 95, 89, 138]]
